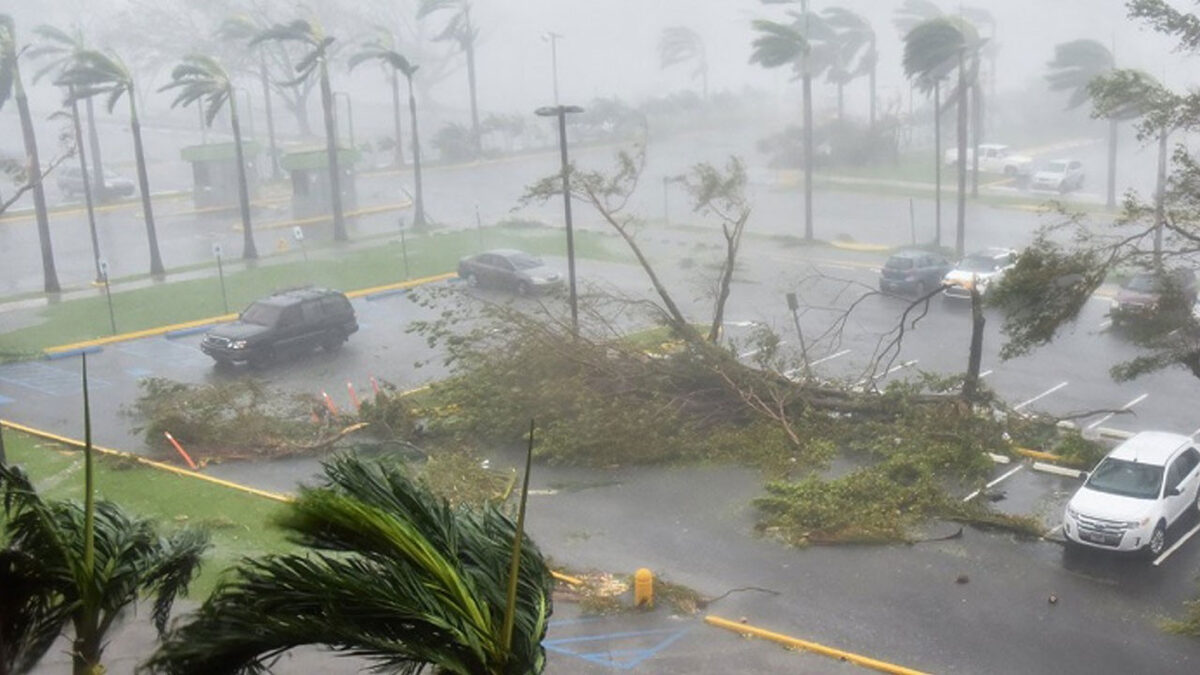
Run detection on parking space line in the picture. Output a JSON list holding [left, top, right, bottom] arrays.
[[1099, 319, 1112, 330], [1013, 381, 1068, 411], [739, 340, 787, 360], [980, 369, 993, 378], [810, 349, 851, 366], [1153, 521, 1200, 566], [1044, 524, 1063, 538], [962, 464, 1024, 502], [856, 359, 917, 387], [1085, 393, 1148, 430], [1191, 426, 1200, 438]]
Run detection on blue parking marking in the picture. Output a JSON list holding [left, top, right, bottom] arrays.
[[0, 361, 111, 396], [125, 367, 154, 379], [116, 338, 209, 367], [543, 627, 692, 670]]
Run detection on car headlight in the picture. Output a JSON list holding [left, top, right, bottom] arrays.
[[1125, 517, 1151, 528], [1065, 506, 1079, 519], [230, 340, 247, 349]]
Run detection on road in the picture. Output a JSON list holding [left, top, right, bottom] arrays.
[[4, 229, 1200, 673]]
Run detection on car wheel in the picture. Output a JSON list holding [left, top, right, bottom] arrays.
[[1147, 521, 1167, 557], [249, 348, 275, 370], [516, 281, 532, 297], [322, 330, 345, 352], [465, 273, 479, 288]]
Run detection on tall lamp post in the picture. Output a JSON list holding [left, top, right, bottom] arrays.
[[541, 31, 562, 106], [535, 104, 584, 335]]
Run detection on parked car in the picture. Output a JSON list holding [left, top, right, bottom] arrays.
[[1063, 431, 1200, 556], [200, 287, 358, 367], [1110, 269, 1199, 326], [942, 248, 1018, 300], [944, 143, 1033, 176], [1031, 159, 1085, 193], [457, 249, 563, 295], [879, 250, 952, 297], [57, 165, 136, 199]]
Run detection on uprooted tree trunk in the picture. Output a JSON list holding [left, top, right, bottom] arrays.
[[963, 285, 986, 401]]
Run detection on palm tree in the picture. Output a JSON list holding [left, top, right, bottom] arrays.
[[659, 26, 708, 99], [144, 454, 553, 674], [354, 29, 409, 169], [750, 8, 834, 242], [217, 14, 282, 182], [250, 19, 348, 241], [0, 15, 60, 293], [903, 18, 980, 258], [822, 8, 876, 126], [1046, 39, 1128, 209], [893, 0, 944, 34], [418, 0, 481, 156], [57, 49, 166, 276], [27, 24, 108, 198], [0, 357, 208, 675], [350, 44, 426, 226], [30, 24, 104, 282], [160, 55, 258, 259]]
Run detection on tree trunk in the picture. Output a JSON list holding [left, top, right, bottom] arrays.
[[708, 212, 750, 343], [15, 63, 60, 293], [391, 69, 405, 167], [971, 79, 982, 198], [1154, 129, 1167, 266], [0, 424, 6, 466], [319, 61, 347, 241], [1106, 117, 1118, 210], [955, 50, 967, 259], [465, 35, 481, 156], [934, 81, 941, 248], [71, 630, 103, 675], [129, 91, 164, 276], [230, 95, 257, 260], [85, 97, 106, 198], [71, 92, 103, 282], [963, 285, 985, 401], [408, 78, 426, 227], [259, 55, 281, 181], [802, 69, 814, 241]]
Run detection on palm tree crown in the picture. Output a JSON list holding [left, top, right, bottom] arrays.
[[659, 26, 708, 98], [146, 454, 553, 675], [1046, 39, 1116, 110]]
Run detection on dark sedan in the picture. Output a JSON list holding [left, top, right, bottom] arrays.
[[457, 249, 563, 295]]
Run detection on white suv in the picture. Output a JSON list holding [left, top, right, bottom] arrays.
[[1063, 432, 1200, 556]]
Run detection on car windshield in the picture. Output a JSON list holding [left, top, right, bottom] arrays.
[[885, 257, 914, 270], [1046, 161, 1068, 173], [958, 256, 998, 273], [508, 253, 543, 270], [240, 302, 282, 327], [1084, 457, 1164, 499], [1124, 274, 1159, 293]]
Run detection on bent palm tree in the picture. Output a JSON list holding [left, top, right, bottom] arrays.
[[750, 10, 833, 242], [0, 358, 208, 675], [350, 44, 426, 226], [354, 29, 408, 168], [160, 55, 257, 259], [57, 49, 165, 276], [659, 26, 708, 99], [1, 15, 60, 293], [1046, 39, 1128, 209], [145, 454, 553, 674], [903, 17, 980, 258], [822, 8, 876, 126], [418, 0, 481, 156], [217, 14, 282, 181], [251, 19, 347, 241]]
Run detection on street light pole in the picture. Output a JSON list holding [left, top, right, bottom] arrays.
[[542, 32, 562, 106], [536, 104, 584, 335]]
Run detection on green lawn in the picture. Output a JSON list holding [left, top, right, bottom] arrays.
[[3, 430, 294, 598], [0, 225, 624, 357]]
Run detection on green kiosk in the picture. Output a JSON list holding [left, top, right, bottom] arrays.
[[279, 146, 361, 219], [180, 141, 260, 208]]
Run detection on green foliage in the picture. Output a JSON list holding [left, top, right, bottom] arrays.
[[356, 385, 419, 439], [1053, 432, 1107, 468], [432, 122, 476, 162]]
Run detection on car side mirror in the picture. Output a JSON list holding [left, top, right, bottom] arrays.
[[1168, 485, 1183, 497]]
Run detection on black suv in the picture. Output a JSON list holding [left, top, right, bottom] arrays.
[[879, 250, 952, 296], [201, 288, 358, 367]]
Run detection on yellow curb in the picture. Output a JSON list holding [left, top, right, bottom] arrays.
[[552, 571, 584, 586], [0, 192, 190, 225], [0, 419, 292, 503], [1014, 447, 1084, 467], [830, 240, 892, 253], [237, 202, 413, 232], [345, 271, 458, 299], [705, 615, 929, 675], [44, 313, 239, 354]]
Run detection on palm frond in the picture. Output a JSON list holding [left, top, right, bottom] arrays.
[[894, 0, 944, 34], [417, 0, 461, 21], [659, 26, 701, 69], [216, 14, 259, 43], [249, 20, 315, 49], [749, 19, 807, 71]]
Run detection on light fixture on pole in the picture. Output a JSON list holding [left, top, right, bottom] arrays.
[[535, 104, 584, 335], [541, 31, 563, 106]]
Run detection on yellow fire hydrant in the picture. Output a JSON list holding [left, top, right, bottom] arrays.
[[634, 568, 654, 608]]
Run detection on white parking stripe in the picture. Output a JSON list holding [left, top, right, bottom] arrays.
[[1191, 426, 1200, 438], [739, 340, 788, 360], [962, 464, 1025, 502], [1013, 381, 1069, 411], [1085, 394, 1149, 431], [1044, 524, 1063, 538], [856, 360, 918, 387], [1153, 521, 1200, 566], [1099, 319, 1112, 330], [810, 349, 851, 366], [980, 369, 993, 378]]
